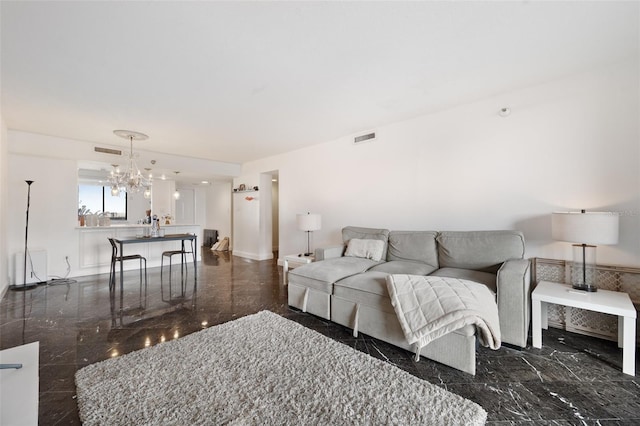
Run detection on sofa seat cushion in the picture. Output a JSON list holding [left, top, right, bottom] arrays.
[[370, 260, 438, 275], [288, 257, 383, 293], [333, 271, 396, 314], [429, 268, 497, 294]]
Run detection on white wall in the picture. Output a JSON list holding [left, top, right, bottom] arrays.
[[127, 190, 152, 223], [194, 186, 207, 228], [0, 118, 8, 295], [231, 174, 274, 260], [258, 173, 273, 259], [206, 181, 232, 244], [7, 155, 78, 281], [240, 60, 640, 267], [151, 179, 175, 219]]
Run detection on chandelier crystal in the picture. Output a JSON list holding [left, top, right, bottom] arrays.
[[108, 130, 152, 198]]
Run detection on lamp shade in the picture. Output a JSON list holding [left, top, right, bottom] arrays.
[[552, 211, 619, 245], [297, 213, 321, 232]]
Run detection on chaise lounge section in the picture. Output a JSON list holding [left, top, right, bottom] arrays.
[[287, 226, 531, 375]]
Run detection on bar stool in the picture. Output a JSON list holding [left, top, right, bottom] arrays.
[[161, 237, 195, 303], [108, 238, 147, 296], [161, 237, 195, 279]]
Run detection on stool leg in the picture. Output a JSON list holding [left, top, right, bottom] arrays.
[[109, 256, 116, 292], [160, 257, 165, 301], [181, 251, 187, 295], [139, 258, 143, 301], [161, 254, 165, 282], [143, 258, 147, 309], [168, 256, 173, 298], [109, 260, 113, 292]]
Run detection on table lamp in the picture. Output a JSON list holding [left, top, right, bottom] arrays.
[[551, 210, 619, 292], [297, 213, 321, 257]]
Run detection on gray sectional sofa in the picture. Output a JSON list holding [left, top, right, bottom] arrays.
[[287, 226, 531, 374]]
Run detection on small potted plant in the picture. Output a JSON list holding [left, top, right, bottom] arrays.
[[78, 204, 91, 226]]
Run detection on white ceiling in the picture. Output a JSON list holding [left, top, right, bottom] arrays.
[[1, 1, 638, 166]]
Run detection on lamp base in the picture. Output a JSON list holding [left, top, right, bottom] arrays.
[[9, 283, 38, 292], [571, 244, 597, 292], [571, 283, 597, 292], [299, 253, 313, 257]]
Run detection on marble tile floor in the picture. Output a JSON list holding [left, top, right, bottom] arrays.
[[1, 249, 638, 425]]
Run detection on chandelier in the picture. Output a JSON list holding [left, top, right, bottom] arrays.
[[108, 130, 152, 198]]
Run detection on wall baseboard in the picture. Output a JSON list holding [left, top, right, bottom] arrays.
[[232, 250, 273, 261]]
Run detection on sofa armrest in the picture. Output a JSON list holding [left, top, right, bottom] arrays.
[[496, 258, 531, 348], [314, 245, 345, 261]]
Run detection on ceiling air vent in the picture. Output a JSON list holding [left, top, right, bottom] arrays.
[[353, 132, 376, 144], [94, 147, 122, 156]]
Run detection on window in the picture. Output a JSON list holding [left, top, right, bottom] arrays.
[[78, 185, 127, 220]]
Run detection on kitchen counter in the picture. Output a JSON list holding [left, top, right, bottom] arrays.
[[75, 223, 199, 229], [76, 224, 202, 273]]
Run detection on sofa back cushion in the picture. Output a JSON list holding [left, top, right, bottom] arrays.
[[345, 238, 386, 262], [437, 230, 525, 272], [387, 231, 439, 267], [342, 226, 390, 260]]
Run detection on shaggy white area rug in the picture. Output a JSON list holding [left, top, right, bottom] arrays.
[[75, 311, 487, 425]]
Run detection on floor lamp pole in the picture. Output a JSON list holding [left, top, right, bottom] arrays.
[[11, 181, 36, 291], [24, 180, 34, 288]]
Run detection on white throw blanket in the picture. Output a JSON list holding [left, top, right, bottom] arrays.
[[386, 275, 501, 360]]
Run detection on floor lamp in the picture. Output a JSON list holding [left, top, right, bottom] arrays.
[[11, 180, 37, 291], [297, 213, 321, 257], [552, 210, 619, 292]]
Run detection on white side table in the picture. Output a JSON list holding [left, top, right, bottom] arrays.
[[532, 280, 637, 376], [282, 254, 314, 285]]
